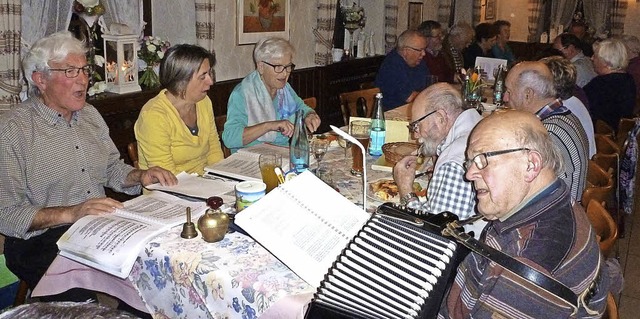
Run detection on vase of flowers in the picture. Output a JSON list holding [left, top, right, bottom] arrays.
[[461, 68, 486, 110], [138, 36, 170, 89]]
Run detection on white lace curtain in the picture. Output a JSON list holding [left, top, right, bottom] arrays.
[[0, 0, 21, 111], [383, 0, 398, 53], [550, 0, 578, 32], [195, 0, 215, 52]]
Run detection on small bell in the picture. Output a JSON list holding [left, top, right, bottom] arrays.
[[180, 207, 198, 239]]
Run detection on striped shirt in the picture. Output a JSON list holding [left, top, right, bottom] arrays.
[[0, 97, 139, 240], [439, 180, 608, 318], [537, 104, 589, 201]]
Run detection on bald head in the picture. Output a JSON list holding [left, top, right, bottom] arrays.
[[504, 61, 557, 112], [466, 110, 563, 219]]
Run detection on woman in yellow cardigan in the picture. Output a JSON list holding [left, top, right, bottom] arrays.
[[134, 44, 224, 175]]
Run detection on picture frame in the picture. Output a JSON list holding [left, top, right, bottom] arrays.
[[237, 0, 290, 45], [408, 2, 423, 30], [484, 0, 495, 20]]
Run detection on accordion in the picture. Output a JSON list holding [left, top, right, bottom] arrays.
[[305, 203, 468, 319]]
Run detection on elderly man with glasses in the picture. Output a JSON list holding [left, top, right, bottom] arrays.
[[374, 29, 430, 110], [439, 109, 608, 318], [393, 83, 483, 234], [0, 31, 176, 314]]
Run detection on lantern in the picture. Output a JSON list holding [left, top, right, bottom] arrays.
[[103, 34, 141, 94]]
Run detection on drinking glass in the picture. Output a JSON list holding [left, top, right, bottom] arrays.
[[350, 120, 371, 176], [337, 135, 351, 158], [259, 153, 282, 193], [311, 139, 329, 171]]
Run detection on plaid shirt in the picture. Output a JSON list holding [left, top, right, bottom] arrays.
[[408, 109, 480, 220]]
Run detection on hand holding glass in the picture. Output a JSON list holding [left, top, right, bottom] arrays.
[[259, 154, 282, 193]]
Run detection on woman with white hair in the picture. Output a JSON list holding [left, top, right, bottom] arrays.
[[621, 34, 640, 98], [584, 38, 636, 131], [223, 37, 320, 152]]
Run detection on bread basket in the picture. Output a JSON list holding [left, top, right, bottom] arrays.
[[382, 142, 420, 166]]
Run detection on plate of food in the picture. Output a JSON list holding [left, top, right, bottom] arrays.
[[368, 178, 427, 203]]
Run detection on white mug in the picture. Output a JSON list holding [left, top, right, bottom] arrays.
[[332, 48, 344, 62]]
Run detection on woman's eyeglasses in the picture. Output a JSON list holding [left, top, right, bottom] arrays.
[[263, 61, 296, 73], [48, 65, 93, 78]]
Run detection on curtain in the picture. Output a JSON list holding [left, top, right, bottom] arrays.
[[0, 0, 21, 111], [21, 0, 74, 49], [101, 0, 143, 37], [550, 0, 578, 31], [437, 0, 453, 27], [609, 0, 627, 36], [583, 0, 609, 37], [314, 0, 337, 65], [194, 0, 215, 52], [527, 0, 543, 42], [471, 0, 481, 26], [383, 0, 398, 53]]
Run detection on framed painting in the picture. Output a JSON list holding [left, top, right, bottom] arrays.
[[485, 0, 495, 20], [237, 0, 290, 45], [408, 2, 423, 30]]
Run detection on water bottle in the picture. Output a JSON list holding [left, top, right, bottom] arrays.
[[290, 109, 309, 173], [368, 93, 386, 156], [493, 65, 505, 106]]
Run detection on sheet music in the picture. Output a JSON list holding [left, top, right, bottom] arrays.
[[146, 171, 236, 199]]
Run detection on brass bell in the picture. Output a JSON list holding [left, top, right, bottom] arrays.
[[181, 207, 198, 239], [197, 208, 230, 243]]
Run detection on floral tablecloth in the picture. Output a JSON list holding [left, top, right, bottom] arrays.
[[129, 228, 314, 319]]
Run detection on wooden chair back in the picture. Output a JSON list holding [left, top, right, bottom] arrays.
[[581, 160, 614, 208], [585, 200, 618, 258], [592, 153, 618, 177], [617, 117, 638, 150], [214, 115, 231, 158], [338, 87, 380, 126], [595, 134, 621, 156], [603, 292, 619, 319], [127, 141, 139, 169], [595, 120, 615, 139], [359, 81, 376, 90], [302, 97, 317, 110]]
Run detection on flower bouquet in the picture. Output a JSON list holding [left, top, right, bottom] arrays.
[[461, 68, 487, 110], [138, 36, 171, 89]]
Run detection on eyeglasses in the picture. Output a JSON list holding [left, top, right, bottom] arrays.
[[48, 65, 93, 78], [463, 148, 530, 170], [262, 61, 296, 73], [405, 46, 426, 53], [407, 110, 437, 133]]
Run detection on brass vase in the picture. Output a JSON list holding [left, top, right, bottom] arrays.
[[197, 208, 230, 243]]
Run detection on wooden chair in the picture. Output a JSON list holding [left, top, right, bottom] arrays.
[[602, 292, 619, 319], [338, 87, 380, 126], [359, 81, 376, 90], [585, 200, 618, 258], [581, 160, 614, 209], [617, 117, 638, 149], [214, 115, 231, 158], [13, 280, 29, 306], [595, 134, 621, 156], [302, 97, 317, 110], [127, 141, 139, 169], [595, 120, 615, 139]]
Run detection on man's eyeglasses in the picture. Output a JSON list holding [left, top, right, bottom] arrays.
[[49, 65, 93, 78], [407, 110, 437, 133], [262, 61, 296, 73], [463, 148, 530, 170], [405, 46, 426, 53]]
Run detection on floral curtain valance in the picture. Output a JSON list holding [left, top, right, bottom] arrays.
[[0, 0, 21, 111]]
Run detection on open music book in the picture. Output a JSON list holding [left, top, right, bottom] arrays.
[[204, 144, 292, 181], [235, 171, 370, 288], [56, 191, 207, 279]]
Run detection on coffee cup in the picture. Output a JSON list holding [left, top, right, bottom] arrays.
[[332, 48, 344, 62]]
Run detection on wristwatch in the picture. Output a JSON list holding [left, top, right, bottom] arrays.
[[399, 192, 418, 206]]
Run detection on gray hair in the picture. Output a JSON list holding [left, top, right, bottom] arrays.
[[253, 37, 294, 64], [540, 56, 577, 100], [22, 31, 87, 97], [159, 44, 216, 98], [619, 34, 640, 57], [448, 22, 474, 41], [516, 67, 556, 99], [594, 38, 629, 71], [0, 301, 138, 319], [397, 29, 425, 48], [422, 83, 464, 116], [515, 120, 564, 176]]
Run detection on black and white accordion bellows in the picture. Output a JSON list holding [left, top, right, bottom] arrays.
[[305, 203, 468, 319]]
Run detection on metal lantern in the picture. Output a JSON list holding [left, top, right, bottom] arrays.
[[103, 34, 141, 94]]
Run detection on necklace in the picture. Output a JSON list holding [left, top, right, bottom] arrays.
[[187, 124, 199, 136]]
